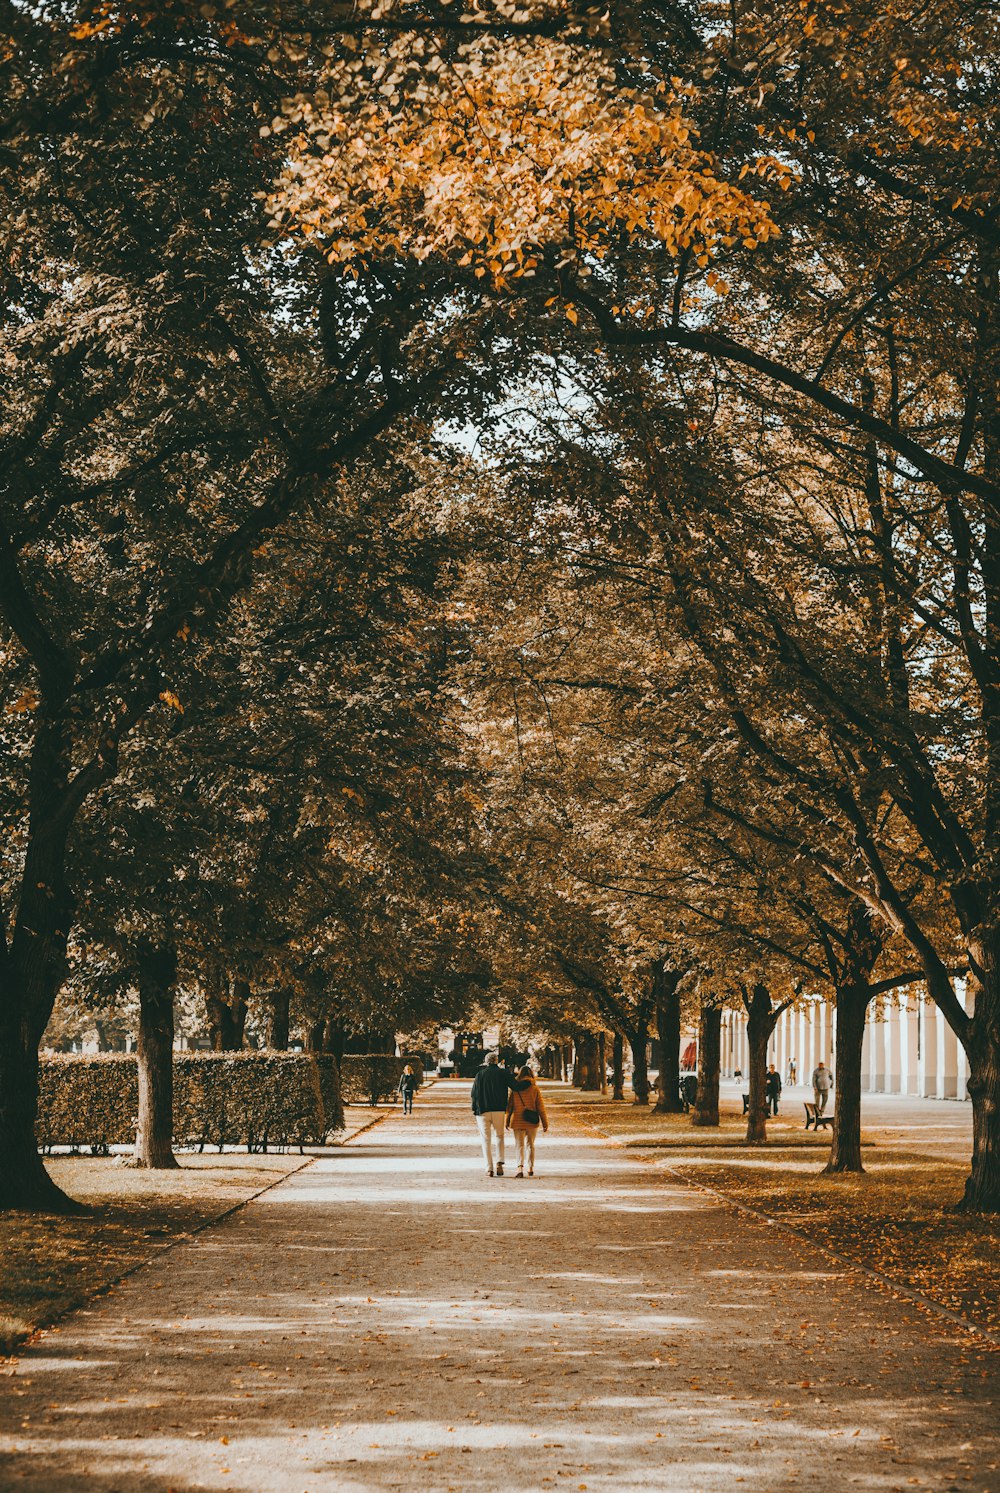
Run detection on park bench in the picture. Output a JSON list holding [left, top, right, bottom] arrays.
[[804, 1102, 834, 1130], [742, 1094, 782, 1117]]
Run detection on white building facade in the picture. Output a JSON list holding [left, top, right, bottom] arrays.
[[720, 987, 971, 1101]]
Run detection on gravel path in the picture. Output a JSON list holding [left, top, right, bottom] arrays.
[[2, 1083, 999, 1492]]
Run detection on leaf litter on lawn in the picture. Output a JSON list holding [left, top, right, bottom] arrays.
[[564, 1094, 1000, 1338]]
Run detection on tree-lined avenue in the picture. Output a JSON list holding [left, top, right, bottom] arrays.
[[2, 1083, 998, 1492]]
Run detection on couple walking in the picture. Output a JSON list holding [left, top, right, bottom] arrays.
[[471, 1053, 549, 1177]]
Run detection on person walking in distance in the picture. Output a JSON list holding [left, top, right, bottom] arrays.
[[471, 1053, 529, 1177], [812, 1060, 832, 1116], [765, 1063, 782, 1117], [398, 1064, 418, 1115], [506, 1065, 549, 1176]]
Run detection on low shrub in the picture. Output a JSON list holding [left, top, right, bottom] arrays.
[[37, 1054, 137, 1153], [36, 1051, 345, 1152], [339, 1054, 424, 1107], [315, 1056, 346, 1139], [174, 1053, 326, 1151]]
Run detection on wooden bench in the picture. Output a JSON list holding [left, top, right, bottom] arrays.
[[804, 1101, 834, 1130], [743, 1093, 783, 1117]]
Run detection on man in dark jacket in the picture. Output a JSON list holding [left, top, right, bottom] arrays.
[[471, 1054, 529, 1177], [765, 1063, 782, 1116]]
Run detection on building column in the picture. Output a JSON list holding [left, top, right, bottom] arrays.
[[918, 993, 937, 1098], [884, 1000, 903, 1093], [861, 1012, 873, 1093], [955, 979, 969, 1101], [900, 995, 919, 1095]]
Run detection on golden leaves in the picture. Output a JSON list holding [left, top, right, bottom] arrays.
[[265, 38, 779, 283], [7, 688, 39, 715]]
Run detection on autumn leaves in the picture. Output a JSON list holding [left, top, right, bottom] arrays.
[[265, 35, 782, 289]]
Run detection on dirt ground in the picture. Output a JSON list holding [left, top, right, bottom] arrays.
[[1, 1082, 998, 1491], [0, 1106, 380, 1353], [562, 1082, 1000, 1335]]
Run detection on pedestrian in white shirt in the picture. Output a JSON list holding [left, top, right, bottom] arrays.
[[812, 1061, 832, 1116]]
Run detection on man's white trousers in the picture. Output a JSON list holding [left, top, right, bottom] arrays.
[[476, 1111, 506, 1171]]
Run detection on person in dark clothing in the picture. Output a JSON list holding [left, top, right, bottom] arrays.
[[398, 1064, 418, 1114], [471, 1053, 530, 1176], [765, 1064, 782, 1116]]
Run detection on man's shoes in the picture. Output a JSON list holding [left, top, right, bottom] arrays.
[[486, 1168, 494, 1177], [528, 1169, 534, 1176], [515, 1168, 524, 1178], [496, 1162, 504, 1176]]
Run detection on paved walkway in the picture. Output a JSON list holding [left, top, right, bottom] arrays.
[[2, 1084, 999, 1491]]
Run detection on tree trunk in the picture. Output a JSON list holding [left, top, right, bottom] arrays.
[[692, 1004, 722, 1127], [572, 1035, 585, 1087], [307, 1017, 327, 1053], [0, 1020, 80, 1212], [653, 965, 684, 1114], [745, 983, 779, 1144], [0, 734, 84, 1213], [630, 1028, 649, 1105], [133, 939, 179, 1169], [824, 984, 870, 1173], [612, 1030, 625, 1100], [958, 945, 1000, 1211], [598, 1031, 608, 1094], [268, 989, 291, 1050], [576, 1031, 601, 1090], [228, 978, 249, 1048], [324, 1021, 346, 1061]]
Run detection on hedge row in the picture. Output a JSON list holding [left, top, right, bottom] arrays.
[[37, 1052, 345, 1153], [339, 1054, 424, 1106]]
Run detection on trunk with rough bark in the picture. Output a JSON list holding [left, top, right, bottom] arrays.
[[268, 989, 291, 1050], [598, 1031, 608, 1094], [207, 975, 248, 1052], [653, 965, 684, 1114], [630, 1028, 650, 1105], [133, 939, 179, 1169], [959, 936, 1000, 1211], [825, 984, 871, 1174], [228, 979, 249, 1047], [0, 733, 83, 1213], [307, 1017, 327, 1053], [745, 983, 783, 1144], [576, 1031, 601, 1090], [571, 1035, 585, 1087], [612, 1030, 625, 1100], [0, 1019, 77, 1212], [692, 1004, 722, 1127]]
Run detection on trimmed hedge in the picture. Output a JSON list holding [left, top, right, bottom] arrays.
[[339, 1054, 425, 1106], [38, 1054, 137, 1153], [315, 1056, 346, 1137], [36, 1051, 345, 1153]]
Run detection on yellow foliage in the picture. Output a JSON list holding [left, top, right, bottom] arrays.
[[266, 37, 779, 282]]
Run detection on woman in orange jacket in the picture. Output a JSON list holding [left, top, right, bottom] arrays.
[[505, 1066, 549, 1177]]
